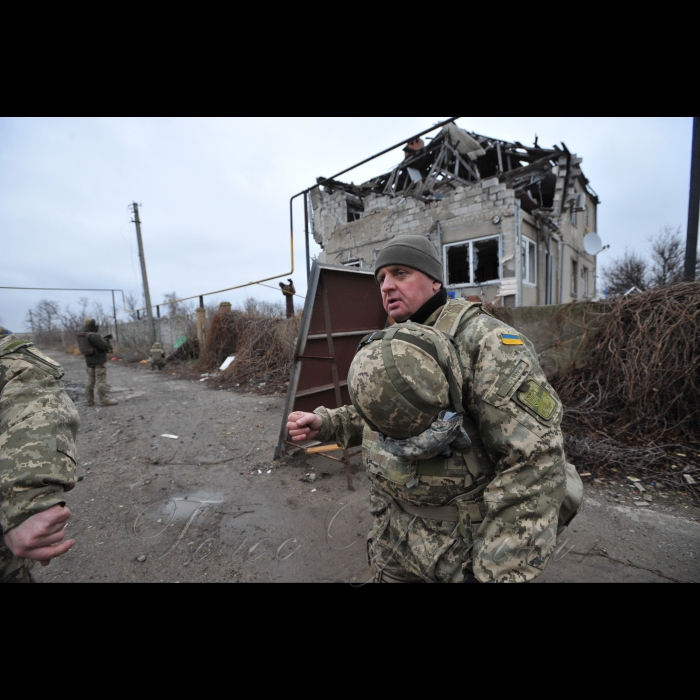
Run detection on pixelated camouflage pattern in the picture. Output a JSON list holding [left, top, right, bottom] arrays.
[[316, 299, 571, 583], [0, 333, 80, 583], [149, 343, 166, 369], [348, 324, 463, 440], [379, 413, 470, 461], [86, 365, 108, 403]]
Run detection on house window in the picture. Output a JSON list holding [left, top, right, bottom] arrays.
[[521, 238, 537, 285], [583, 267, 590, 297], [572, 260, 578, 297], [445, 236, 500, 287], [346, 194, 364, 223]]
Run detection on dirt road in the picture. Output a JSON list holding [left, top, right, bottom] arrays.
[[34, 352, 700, 584]]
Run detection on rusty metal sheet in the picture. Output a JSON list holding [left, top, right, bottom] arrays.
[[275, 263, 388, 459]]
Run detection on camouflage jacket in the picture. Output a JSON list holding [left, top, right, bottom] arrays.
[[85, 333, 111, 368], [0, 329, 80, 582], [315, 301, 568, 583]]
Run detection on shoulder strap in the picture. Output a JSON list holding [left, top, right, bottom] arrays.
[[0, 336, 32, 358], [434, 300, 482, 337]]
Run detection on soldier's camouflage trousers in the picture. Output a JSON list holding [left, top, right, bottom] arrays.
[[0, 539, 32, 584], [86, 365, 108, 404], [368, 486, 475, 584]]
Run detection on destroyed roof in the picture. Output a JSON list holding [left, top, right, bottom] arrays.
[[317, 124, 599, 219]]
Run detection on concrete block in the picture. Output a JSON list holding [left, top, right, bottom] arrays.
[[482, 177, 499, 189], [497, 190, 511, 200], [489, 183, 507, 195]]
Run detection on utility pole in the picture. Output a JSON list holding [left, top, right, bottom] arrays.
[[131, 203, 157, 343], [685, 117, 700, 280]]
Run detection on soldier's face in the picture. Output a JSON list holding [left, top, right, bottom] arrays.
[[378, 266, 442, 322]]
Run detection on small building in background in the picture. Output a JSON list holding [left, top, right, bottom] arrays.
[[310, 124, 600, 307]]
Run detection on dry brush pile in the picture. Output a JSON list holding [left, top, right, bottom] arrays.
[[550, 282, 700, 496], [199, 310, 299, 394]]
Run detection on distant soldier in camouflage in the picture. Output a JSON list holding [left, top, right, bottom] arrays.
[[77, 318, 118, 407], [149, 342, 166, 371], [288, 235, 583, 584], [0, 326, 80, 583]]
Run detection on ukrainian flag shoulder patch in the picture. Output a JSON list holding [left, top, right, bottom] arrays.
[[501, 333, 523, 346]]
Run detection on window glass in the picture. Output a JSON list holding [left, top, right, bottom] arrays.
[[447, 244, 471, 285], [572, 260, 578, 296], [474, 238, 500, 284], [528, 241, 536, 284]]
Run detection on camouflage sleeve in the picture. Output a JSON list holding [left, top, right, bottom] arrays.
[[0, 348, 80, 534], [456, 315, 567, 584], [313, 405, 365, 449]]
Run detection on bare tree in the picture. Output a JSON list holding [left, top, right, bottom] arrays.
[[163, 292, 185, 317], [26, 300, 62, 345], [602, 250, 650, 297], [649, 227, 686, 287], [125, 292, 141, 322], [59, 298, 90, 332]]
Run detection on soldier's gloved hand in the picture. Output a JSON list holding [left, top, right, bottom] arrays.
[[380, 412, 471, 461], [287, 412, 323, 443], [3, 505, 75, 567]]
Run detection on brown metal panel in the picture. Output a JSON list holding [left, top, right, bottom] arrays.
[[275, 263, 387, 463]]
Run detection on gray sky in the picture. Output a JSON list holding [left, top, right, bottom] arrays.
[[0, 116, 695, 331]]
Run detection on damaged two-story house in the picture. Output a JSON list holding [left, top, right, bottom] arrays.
[[310, 123, 600, 307]]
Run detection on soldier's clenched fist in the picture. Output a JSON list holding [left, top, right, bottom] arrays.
[[287, 412, 323, 442]]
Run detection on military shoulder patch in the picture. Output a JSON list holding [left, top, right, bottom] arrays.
[[517, 380, 558, 421], [501, 333, 523, 346]]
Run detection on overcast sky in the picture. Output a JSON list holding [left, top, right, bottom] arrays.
[[0, 116, 695, 332]]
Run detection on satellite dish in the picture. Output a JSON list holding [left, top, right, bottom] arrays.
[[584, 233, 603, 256]]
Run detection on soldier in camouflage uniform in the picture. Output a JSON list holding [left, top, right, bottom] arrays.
[[148, 342, 166, 371], [80, 318, 118, 407], [0, 326, 80, 583], [288, 235, 582, 584]]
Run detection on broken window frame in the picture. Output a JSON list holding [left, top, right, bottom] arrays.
[[571, 259, 579, 297], [343, 259, 363, 269], [444, 235, 502, 289], [521, 236, 537, 286]]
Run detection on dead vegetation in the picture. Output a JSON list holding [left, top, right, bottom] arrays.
[[197, 305, 299, 394], [550, 282, 700, 498]]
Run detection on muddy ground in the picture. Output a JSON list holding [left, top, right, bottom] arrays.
[[34, 351, 700, 584]]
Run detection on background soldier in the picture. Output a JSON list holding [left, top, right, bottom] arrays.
[[288, 235, 582, 584], [0, 326, 80, 583], [149, 342, 166, 371], [77, 318, 118, 407]]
